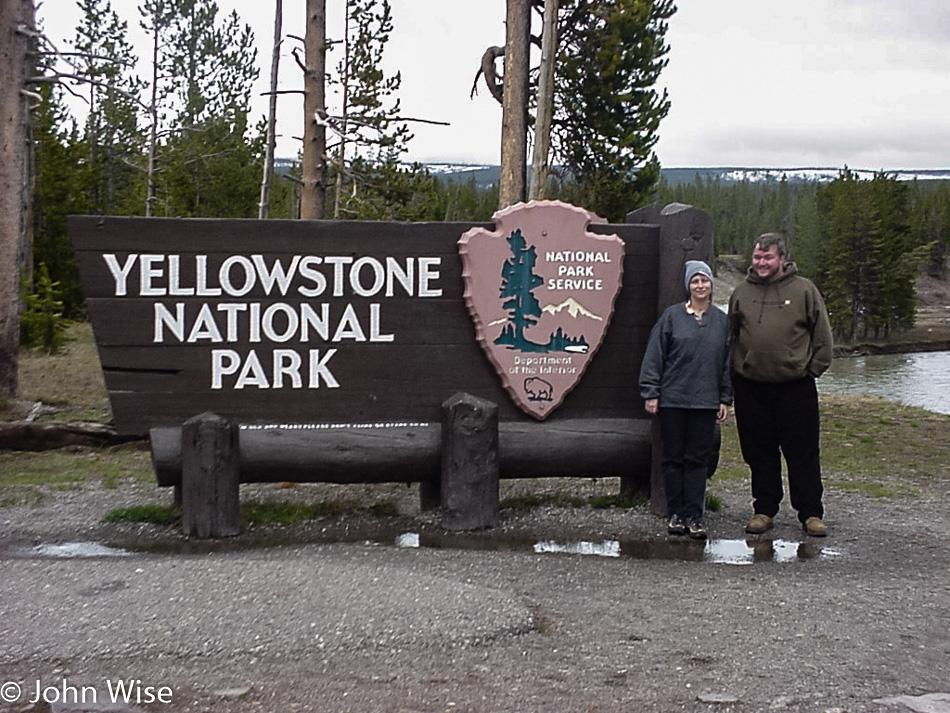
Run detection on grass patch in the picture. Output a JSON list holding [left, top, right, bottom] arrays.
[[589, 494, 645, 509], [100, 497, 402, 528], [818, 395, 948, 493], [240, 499, 361, 526], [0, 485, 47, 508], [501, 492, 587, 510], [705, 494, 723, 512], [0, 444, 152, 495], [104, 504, 179, 525], [830, 479, 919, 499], [369, 500, 399, 517], [14, 322, 111, 424], [715, 394, 949, 499]]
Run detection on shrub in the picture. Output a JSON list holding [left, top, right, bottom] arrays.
[[20, 263, 70, 354]]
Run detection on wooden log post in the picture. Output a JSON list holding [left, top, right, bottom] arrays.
[[181, 412, 240, 538], [440, 393, 499, 531]]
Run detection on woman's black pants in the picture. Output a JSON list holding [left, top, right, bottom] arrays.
[[658, 407, 717, 521]]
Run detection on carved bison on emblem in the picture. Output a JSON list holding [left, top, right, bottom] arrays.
[[523, 377, 554, 402]]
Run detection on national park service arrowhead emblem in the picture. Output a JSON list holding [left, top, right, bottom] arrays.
[[459, 201, 625, 420]]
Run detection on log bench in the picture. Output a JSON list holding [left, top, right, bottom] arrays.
[[151, 408, 652, 535]]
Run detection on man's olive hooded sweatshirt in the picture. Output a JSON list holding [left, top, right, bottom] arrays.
[[728, 261, 833, 383]]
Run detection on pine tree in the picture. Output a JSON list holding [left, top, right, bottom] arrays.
[[815, 169, 872, 340], [867, 173, 923, 338], [813, 169, 923, 341], [74, 0, 145, 215], [20, 263, 69, 354], [552, 0, 675, 221], [328, 0, 412, 219], [32, 83, 88, 318], [790, 183, 821, 278], [139, 0, 260, 217]]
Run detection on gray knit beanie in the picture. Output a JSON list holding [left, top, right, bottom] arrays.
[[684, 260, 713, 294]]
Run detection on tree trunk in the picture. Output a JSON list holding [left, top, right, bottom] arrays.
[[145, 19, 160, 217], [333, 1, 351, 220], [258, 0, 282, 220], [529, 0, 558, 201], [498, 0, 530, 209], [0, 0, 35, 398], [301, 0, 327, 219]]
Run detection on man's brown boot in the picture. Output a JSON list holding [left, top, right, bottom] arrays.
[[803, 517, 828, 537], [745, 513, 774, 534]]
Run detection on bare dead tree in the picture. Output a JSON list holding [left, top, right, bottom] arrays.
[[0, 0, 37, 398], [332, 2, 352, 220], [258, 0, 282, 219], [470, 46, 504, 104], [300, 0, 327, 219], [499, 0, 531, 209], [144, 12, 161, 217], [529, 0, 558, 200]]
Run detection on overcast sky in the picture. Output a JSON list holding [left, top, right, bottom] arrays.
[[38, 0, 950, 170]]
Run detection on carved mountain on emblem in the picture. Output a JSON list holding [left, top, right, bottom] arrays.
[[540, 297, 603, 322]]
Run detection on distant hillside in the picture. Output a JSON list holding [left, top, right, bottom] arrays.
[[660, 166, 950, 185], [274, 160, 950, 188], [422, 164, 950, 187]]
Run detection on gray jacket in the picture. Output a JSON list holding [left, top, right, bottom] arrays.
[[639, 303, 733, 409]]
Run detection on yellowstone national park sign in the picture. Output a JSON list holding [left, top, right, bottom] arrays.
[[69, 211, 655, 436], [459, 202, 625, 420]]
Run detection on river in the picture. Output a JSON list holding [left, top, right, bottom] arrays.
[[818, 350, 950, 415]]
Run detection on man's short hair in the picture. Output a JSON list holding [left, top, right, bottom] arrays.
[[754, 232, 786, 258]]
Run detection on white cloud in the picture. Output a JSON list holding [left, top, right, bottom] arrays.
[[36, 0, 950, 169]]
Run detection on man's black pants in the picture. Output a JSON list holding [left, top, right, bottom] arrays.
[[732, 373, 824, 523]]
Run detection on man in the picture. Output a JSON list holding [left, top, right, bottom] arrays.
[[728, 233, 834, 537]]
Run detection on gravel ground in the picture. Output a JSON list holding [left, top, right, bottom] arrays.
[[1, 475, 949, 713]]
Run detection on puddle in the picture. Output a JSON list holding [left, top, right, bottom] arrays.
[[10, 542, 133, 559], [4, 535, 842, 564], [395, 532, 842, 564]]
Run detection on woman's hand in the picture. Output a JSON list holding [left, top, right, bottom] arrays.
[[644, 398, 659, 415]]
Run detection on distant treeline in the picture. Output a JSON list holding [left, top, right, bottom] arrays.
[[655, 169, 950, 342]]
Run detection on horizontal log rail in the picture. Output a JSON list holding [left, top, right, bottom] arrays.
[[150, 417, 651, 488]]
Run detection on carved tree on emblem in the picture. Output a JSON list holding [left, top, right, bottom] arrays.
[[496, 230, 543, 350]]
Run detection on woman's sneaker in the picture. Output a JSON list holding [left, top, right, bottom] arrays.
[[667, 513, 687, 536], [686, 518, 708, 540]]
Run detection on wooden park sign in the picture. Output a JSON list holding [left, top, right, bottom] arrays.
[[69, 209, 660, 437], [69, 203, 713, 530]]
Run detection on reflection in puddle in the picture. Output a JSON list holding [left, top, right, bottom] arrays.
[[534, 540, 621, 557], [704, 538, 842, 564], [20, 542, 132, 559], [396, 532, 842, 564], [395, 532, 420, 548]]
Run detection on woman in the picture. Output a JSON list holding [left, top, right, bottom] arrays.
[[639, 260, 732, 539]]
